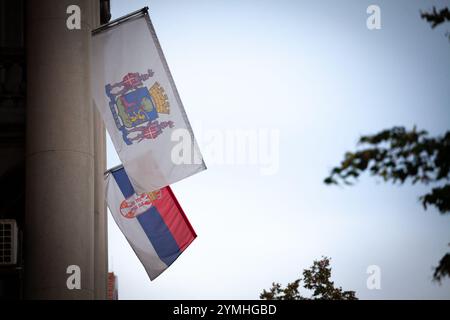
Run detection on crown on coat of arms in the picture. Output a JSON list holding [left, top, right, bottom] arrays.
[[150, 82, 170, 114], [146, 189, 162, 201]]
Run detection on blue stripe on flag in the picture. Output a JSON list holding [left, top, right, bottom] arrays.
[[137, 206, 181, 266], [112, 168, 135, 198], [111, 167, 181, 266]]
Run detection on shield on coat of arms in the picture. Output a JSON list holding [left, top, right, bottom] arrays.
[[116, 87, 158, 128]]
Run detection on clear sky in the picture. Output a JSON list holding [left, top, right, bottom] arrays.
[[106, 0, 450, 299]]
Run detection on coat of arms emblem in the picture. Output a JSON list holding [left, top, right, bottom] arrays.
[[120, 190, 162, 219], [105, 69, 174, 145]]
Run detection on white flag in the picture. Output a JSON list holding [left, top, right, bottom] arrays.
[[92, 11, 205, 193]]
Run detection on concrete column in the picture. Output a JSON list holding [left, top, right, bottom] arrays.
[[25, 0, 96, 299], [94, 108, 107, 300], [90, 1, 108, 301]]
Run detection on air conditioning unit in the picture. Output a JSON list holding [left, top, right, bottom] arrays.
[[0, 219, 18, 265]]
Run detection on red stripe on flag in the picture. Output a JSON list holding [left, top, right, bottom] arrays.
[[152, 187, 197, 252]]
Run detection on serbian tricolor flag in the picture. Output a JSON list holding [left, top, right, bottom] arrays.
[[105, 166, 196, 280]]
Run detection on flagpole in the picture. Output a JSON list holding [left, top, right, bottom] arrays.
[[92, 7, 149, 35], [104, 164, 124, 176]]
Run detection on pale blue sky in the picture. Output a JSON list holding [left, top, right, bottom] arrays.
[[106, 0, 450, 299]]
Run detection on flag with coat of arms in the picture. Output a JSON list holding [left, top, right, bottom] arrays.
[[92, 10, 206, 194]]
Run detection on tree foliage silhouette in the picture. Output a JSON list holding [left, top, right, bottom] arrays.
[[260, 257, 357, 300], [324, 6, 450, 283], [324, 127, 450, 282], [324, 127, 450, 213], [421, 6, 450, 39]]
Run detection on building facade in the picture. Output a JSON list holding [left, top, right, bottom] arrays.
[[107, 272, 118, 300], [0, 0, 111, 299]]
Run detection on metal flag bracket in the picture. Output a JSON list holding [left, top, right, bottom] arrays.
[[92, 7, 149, 35]]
